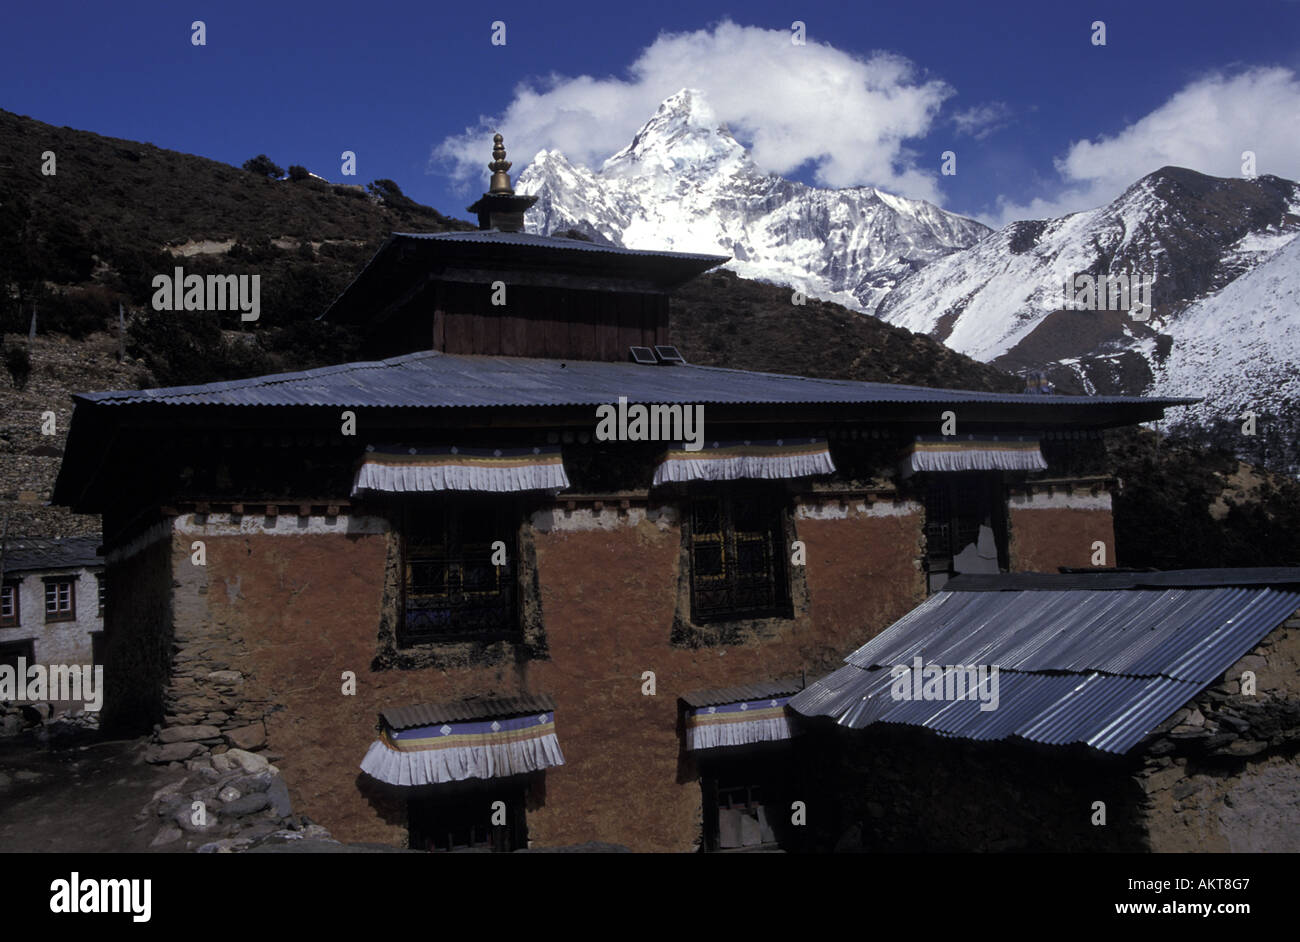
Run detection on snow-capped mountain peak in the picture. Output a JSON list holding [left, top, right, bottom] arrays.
[[518, 88, 989, 310], [602, 88, 748, 177]]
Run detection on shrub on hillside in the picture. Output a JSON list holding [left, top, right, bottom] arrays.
[[127, 309, 274, 387], [1107, 429, 1300, 568], [226, 237, 282, 263], [35, 287, 115, 339], [287, 165, 311, 182], [366, 178, 428, 215], [264, 319, 362, 371], [242, 154, 284, 179], [5, 344, 31, 390], [36, 217, 96, 284], [259, 264, 338, 321], [110, 246, 181, 306]]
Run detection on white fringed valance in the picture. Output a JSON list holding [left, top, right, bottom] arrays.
[[351, 444, 570, 495], [360, 711, 564, 786], [900, 436, 1047, 477], [685, 697, 798, 751], [653, 438, 835, 486]]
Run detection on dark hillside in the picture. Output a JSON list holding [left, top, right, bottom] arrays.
[[0, 107, 474, 382], [673, 270, 1021, 392]]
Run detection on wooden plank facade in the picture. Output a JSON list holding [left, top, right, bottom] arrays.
[[381, 280, 671, 361]]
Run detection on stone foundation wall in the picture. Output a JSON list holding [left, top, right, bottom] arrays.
[[1137, 611, 1300, 852]]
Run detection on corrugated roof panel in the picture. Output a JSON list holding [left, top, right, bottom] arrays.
[[790, 573, 1300, 754], [680, 680, 804, 708], [381, 693, 557, 730], [947, 569, 1300, 590], [73, 349, 1197, 411], [1083, 679, 1205, 753], [842, 585, 1300, 681]]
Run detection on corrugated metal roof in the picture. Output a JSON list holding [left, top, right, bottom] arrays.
[[73, 349, 1198, 411], [393, 230, 732, 264], [947, 568, 1300, 590], [789, 572, 1300, 754], [2, 536, 102, 574], [381, 693, 556, 730], [680, 680, 805, 708]]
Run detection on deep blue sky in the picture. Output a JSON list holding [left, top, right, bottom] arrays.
[[1, 0, 1296, 225]]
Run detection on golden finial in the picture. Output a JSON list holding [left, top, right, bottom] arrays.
[[488, 133, 514, 194]]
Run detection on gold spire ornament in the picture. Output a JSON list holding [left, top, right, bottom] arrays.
[[467, 132, 537, 231], [488, 133, 514, 194]]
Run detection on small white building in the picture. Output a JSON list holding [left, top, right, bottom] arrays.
[[1, 536, 104, 676]]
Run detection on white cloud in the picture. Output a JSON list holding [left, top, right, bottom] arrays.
[[952, 102, 1013, 140], [984, 67, 1300, 227], [432, 20, 954, 202]]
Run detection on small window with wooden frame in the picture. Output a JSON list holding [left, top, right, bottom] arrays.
[[398, 499, 519, 646], [43, 575, 76, 623], [688, 489, 792, 623], [1, 581, 18, 628]]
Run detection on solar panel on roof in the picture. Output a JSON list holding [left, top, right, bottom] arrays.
[[654, 345, 686, 365], [628, 346, 657, 365]]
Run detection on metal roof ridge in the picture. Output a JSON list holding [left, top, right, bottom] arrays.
[[659, 361, 1198, 404], [69, 347, 1199, 409], [388, 229, 732, 261], [945, 568, 1300, 590], [77, 350, 444, 403]]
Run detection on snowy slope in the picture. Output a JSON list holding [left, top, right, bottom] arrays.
[[1150, 232, 1300, 470], [877, 171, 1300, 360], [875, 168, 1300, 407], [518, 89, 988, 312]]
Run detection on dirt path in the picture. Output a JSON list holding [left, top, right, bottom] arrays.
[[0, 736, 189, 853]]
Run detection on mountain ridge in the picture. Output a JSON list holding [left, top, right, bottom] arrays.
[[518, 87, 990, 313], [516, 90, 1300, 474]]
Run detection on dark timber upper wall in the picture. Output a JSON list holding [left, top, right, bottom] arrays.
[[366, 281, 669, 361]]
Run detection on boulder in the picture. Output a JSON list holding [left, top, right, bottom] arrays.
[[197, 837, 254, 854], [150, 826, 183, 847], [224, 748, 269, 774], [230, 771, 273, 794], [1226, 740, 1268, 757], [267, 776, 293, 817], [147, 742, 203, 764], [158, 725, 221, 744], [174, 806, 220, 834], [224, 723, 266, 751], [221, 793, 271, 817]]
